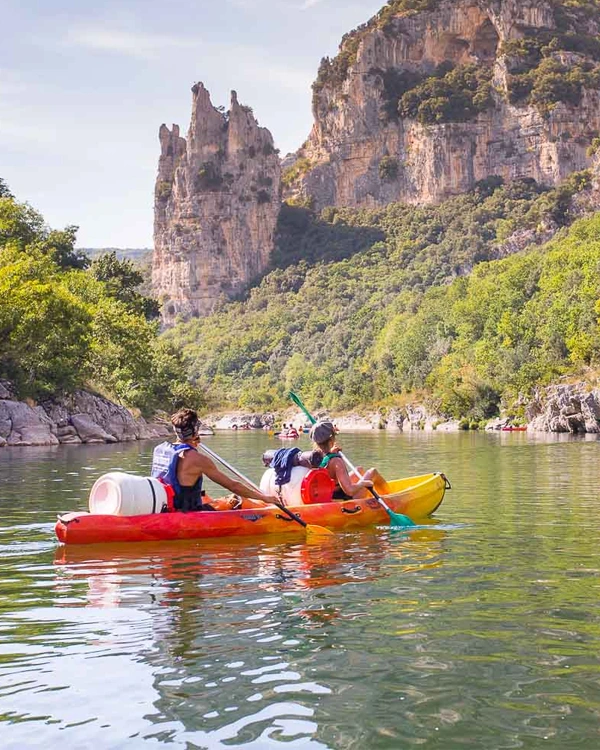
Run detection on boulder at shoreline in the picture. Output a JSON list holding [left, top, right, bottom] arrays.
[[0, 381, 170, 447]]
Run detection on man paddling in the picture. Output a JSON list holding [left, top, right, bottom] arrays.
[[151, 408, 277, 512]]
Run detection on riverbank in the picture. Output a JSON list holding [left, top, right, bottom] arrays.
[[0, 381, 169, 447], [206, 381, 600, 436], [2, 380, 598, 447]]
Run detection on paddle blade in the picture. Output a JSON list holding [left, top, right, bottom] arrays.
[[306, 523, 335, 537], [288, 391, 316, 425], [387, 510, 416, 528]]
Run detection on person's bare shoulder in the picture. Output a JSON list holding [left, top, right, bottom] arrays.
[[329, 456, 346, 473], [186, 448, 216, 472], [180, 448, 204, 468]]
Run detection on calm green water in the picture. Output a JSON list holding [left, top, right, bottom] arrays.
[[1, 431, 600, 749]]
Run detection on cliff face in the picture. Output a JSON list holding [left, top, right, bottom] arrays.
[[526, 382, 600, 433], [153, 84, 281, 324], [288, 0, 600, 209]]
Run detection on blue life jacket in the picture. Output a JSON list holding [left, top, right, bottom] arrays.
[[151, 441, 201, 501]]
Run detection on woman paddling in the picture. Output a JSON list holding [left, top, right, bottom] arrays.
[[310, 421, 380, 500]]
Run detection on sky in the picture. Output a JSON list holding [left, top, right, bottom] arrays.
[[1, 0, 384, 248]]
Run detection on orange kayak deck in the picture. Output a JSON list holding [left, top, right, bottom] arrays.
[[55, 472, 449, 545]]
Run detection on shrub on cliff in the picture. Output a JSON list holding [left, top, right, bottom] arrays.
[[379, 156, 400, 181], [282, 158, 314, 188], [399, 63, 494, 124], [256, 189, 271, 204], [501, 21, 600, 114], [195, 162, 223, 190], [156, 181, 172, 201], [376, 67, 424, 122], [507, 57, 600, 113]]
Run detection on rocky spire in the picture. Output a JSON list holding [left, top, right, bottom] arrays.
[[152, 83, 281, 325]]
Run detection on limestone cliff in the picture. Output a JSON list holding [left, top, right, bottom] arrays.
[[287, 0, 600, 210], [153, 84, 281, 323], [526, 382, 600, 433]]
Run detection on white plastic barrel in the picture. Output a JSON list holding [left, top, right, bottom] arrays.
[[89, 472, 167, 516], [259, 466, 310, 505]]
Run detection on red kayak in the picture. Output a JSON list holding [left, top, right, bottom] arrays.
[[55, 473, 449, 545]]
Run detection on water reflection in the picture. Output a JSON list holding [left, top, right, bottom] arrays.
[[53, 528, 448, 605], [47, 530, 451, 747]]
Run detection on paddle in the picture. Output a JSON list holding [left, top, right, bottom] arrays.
[[197, 442, 334, 537], [288, 391, 416, 529]]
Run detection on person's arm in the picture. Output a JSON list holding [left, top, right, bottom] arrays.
[[193, 451, 278, 504], [329, 457, 373, 497]]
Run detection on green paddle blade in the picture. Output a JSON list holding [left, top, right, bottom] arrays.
[[288, 391, 316, 424], [289, 390, 415, 529], [386, 510, 416, 528]]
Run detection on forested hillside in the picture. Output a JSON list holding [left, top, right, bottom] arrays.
[[165, 173, 600, 420], [2, 170, 599, 422]]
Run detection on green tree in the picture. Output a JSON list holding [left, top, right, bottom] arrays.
[[0, 189, 177, 412], [0, 196, 45, 248], [0, 178, 13, 198], [90, 251, 160, 319], [0, 255, 92, 397], [33, 226, 90, 270]]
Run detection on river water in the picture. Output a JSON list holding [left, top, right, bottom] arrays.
[[1, 431, 599, 749]]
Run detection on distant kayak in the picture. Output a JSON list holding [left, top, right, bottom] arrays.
[[501, 426, 528, 432]]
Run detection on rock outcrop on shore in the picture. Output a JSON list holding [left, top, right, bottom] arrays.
[[526, 382, 600, 434], [0, 382, 169, 447]]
